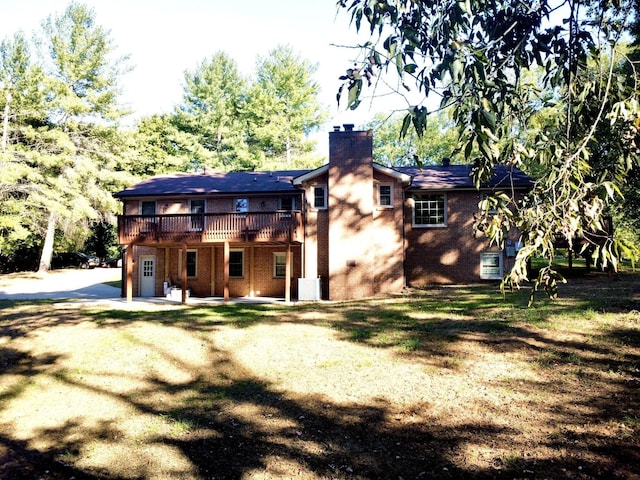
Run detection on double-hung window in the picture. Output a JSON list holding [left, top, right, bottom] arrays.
[[273, 252, 286, 278], [377, 184, 392, 207], [413, 194, 447, 227], [179, 249, 198, 278], [313, 185, 327, 209], [229, 250, 244, 278]]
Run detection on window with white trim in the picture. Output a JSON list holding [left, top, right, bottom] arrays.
[[273, 252, 286, 278], [480, 193, 498, 214], [280, 197, 298, 211], [141, 201, 156, 216], [190, 199, 205, 230], [480, 252, 503, 280], [234, 198, 248, 213], [178, 249, 198, 278], [312, 185, 327, 209], [140, 201, 157, 232], [413, 194, 447, 226], [377, 184, 393, 207], [229, 249, 244, 278]]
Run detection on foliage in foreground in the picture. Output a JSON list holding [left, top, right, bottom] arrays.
[[336, 0, 640, 298]]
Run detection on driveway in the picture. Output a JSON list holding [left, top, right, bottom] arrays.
[[0, 268, 122, 300]]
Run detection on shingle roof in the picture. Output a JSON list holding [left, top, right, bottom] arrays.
[[114, 164, 532, 198], [114, 170, 309, 198], [397, 164, 533, 190]]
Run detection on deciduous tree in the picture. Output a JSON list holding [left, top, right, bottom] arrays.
[[337, 0, 640, 300], [364, 110, 461, 166]]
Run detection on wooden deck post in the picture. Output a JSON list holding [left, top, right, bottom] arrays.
[[210, 246, 216, 296], [181, 243, 187, 304], [249, 244, 255, 297], [125, 244, 133, 302], [223, 241, 230, 302], [285, 243, 291, 303]]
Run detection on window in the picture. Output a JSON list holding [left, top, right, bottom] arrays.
[[274, 253, 286, 278], [377, 184, 392, 207], [480, 252, 503, 280], [229, 250, 244, 278], [480, 193, 498, 214], [140, 201, 157, 232], [190, 199, 205, 230], [279, 197, 298, 211], [413, 194, 446, 226], [235, 198, 248, 213], [141, 201, 156, 216], [179, 249, 198, 277], [186, 251, 197, 277], [313, 186, 327, 209]]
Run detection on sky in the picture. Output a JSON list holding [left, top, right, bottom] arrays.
[[0, 0, 401, 154]]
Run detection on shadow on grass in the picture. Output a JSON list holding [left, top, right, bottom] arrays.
[[0, 273, 638, 478]]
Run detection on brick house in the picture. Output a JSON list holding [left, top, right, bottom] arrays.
[[114, 125, 532, 302]]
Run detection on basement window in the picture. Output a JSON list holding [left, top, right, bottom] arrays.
[[229, 250, 244, 278], [274, 253, 286, 278], [480, 252, 503, 280]]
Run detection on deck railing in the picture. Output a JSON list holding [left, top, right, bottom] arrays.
[[118, 211, 303, 245]]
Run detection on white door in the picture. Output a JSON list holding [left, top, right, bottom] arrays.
[[140, 256, 155, 297]]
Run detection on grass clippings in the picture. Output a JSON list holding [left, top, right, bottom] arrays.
[[0, 272, 639, 479]]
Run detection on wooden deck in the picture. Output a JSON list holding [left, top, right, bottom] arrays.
[[118, 211, 303, 245]]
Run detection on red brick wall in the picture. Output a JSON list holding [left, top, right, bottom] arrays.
[[404, 190, 505, 285], [300, 171, 330, 298], [301, 131, 407, 300], [372, 170, 406, 293], [209, 244, 301, 298], [327, 129, 375, 300]]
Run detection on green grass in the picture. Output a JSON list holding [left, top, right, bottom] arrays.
[[1, 272, 638, 479]]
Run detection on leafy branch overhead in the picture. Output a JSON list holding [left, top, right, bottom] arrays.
[[337, 0, 640, 298]]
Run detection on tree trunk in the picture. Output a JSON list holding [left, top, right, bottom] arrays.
[[2, 90, 11, 153], [38, 211, 56, 273]]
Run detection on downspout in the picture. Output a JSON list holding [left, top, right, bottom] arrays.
[[300, 187, 306, 278], [402, 188, 408, 290]]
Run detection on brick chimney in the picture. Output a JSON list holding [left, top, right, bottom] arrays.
[[327, 125, 375, 300]]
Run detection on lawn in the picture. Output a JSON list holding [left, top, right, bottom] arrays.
[[0, 272, 639, 479]]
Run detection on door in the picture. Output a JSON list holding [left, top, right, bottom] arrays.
[[140, 256, 156, 297]]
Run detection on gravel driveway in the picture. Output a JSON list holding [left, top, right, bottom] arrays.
[[0, 268, 122, 300]]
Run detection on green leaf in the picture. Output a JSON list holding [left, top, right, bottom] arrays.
[[347, 79, 362, 110], [404, 64, 418, 74], [400, 113, 412, 139]]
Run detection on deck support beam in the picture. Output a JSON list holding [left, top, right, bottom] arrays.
[[285, 243, 291, 303], [125, 244, 133, 302], [223, 241, 230, 302], [181, 243, 188, 304], [249, 244, 255, 297]]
